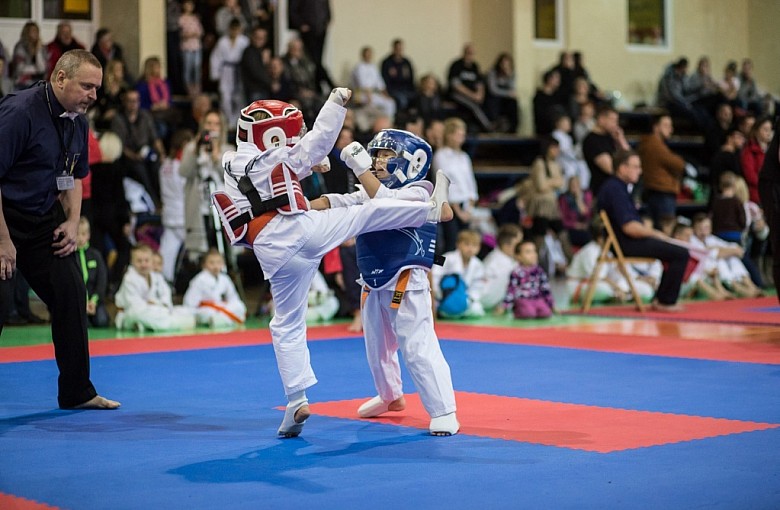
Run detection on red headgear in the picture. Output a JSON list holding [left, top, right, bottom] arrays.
[[236, 100, 306, 151]]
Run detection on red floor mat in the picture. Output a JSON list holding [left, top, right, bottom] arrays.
[[310, 391, 780, 453]]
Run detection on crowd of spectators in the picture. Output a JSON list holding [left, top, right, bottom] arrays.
[[0, 1, 777, 326]]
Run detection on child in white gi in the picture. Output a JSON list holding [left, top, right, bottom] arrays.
[[432, 229, 487, 318], [305, 269, 340, 323], [480, 224, 523, 312], [340, 129, 459, 435], [183, 249, 247, 327], [114, 244, 196, 332], [211, 88, 451, 437]]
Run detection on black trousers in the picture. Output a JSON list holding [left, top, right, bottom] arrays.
[[758, 176, 780, 302], [619, 236, 689, 305], [0, 201, 97, 408]]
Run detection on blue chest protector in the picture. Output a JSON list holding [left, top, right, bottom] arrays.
[[356, 222, 437, 289]]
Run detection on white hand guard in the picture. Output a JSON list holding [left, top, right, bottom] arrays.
[[340, 141, 372, 177], [312, 156, 331, 174], [328, 87, 352, 106]]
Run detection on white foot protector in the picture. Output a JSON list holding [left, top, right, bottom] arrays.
[[357, 395, 405, 418], [429, 412, 459, 436], [426, 170, 450, 223], [277, 398, 310, 438], [358, 396, 391, 418]]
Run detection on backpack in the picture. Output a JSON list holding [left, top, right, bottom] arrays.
[[437, 274, 469, 318]]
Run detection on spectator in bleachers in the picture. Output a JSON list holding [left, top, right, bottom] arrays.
[[424, 118, 445, 152], [717, 60, 740, 108], [91, 28, 130, 83], [10, 21, 46, 91], [323, 127, 356, 195], [527, 136, 565, 234], [350, 46, 396, 121], [741, 115, 773, 204], [598, 150, 689, 311], [733, 175, 768, 288], [636, 114, 690, 227], [165, 0, 184, 96], [709, 127, 745, 194], [572, 100, 595, 146], [704, 102, 734, 159], [552, 114, 589, 189], [210, 18, 249, 127], [686, 56, 720, 116], [572, 51, 605, 102], [736, 111, 756, 139], [178, 0, 204, 98], [447, 43, 491, 133], [550, 51, 575, 108], [46, 21, 85, 80], [711, 171, 747, 244], [656, 57, 711, 132], [485, 52, 519, 134], [381, 38, 417, 112], [738, 58, 775, 117], [582, 104, 629, 196], [480, 223, 523, 312], [558, 174, 593, 248], [180, 109, 231, 260], [416, 74, 445, 127], [240, 26, 272, 103], [533, 69, 564, 136], [434, 117, 479, 254], [282, 37, 322, 123], [288, 0, 335, 90], [111, 89, 166, 208], [180, 93, 213, 134], [568, 76, 593, 124], [93, 59, 129, 131], [215, 0, 248, 37], [136, 56, 177, 142], [245, 1, 276, 45], [267, 56, 295, 102]]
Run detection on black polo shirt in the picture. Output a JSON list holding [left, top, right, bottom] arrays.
[[0, 82, 89, 215], [597, 176, 642, 244]]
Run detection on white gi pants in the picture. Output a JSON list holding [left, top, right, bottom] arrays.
[[362, 282, 456, 418], [259, 198, 431, 396]]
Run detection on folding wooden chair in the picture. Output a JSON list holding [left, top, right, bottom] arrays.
[[580, 210, 658, 313]]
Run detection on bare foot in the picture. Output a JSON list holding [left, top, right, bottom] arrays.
[[72, 395, 121, 410], [346, 313, 363, 332], [651, 302, 684, 313]]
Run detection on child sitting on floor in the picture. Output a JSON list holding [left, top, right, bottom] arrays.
[[432, 229, 487, 318], [503, 240, 555, 319], [183, 249, 247, 327], [114, 243, 196, 331]]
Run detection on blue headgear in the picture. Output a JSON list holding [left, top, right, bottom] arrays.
[[367, 129, 432, 189]]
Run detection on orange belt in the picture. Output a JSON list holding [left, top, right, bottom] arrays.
[[246, 210, 279, 245], [199, 301, 245, 324], [361, 269, 412, 310]]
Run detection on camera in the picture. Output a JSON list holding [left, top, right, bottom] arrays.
[[199, 131, 212, 152]]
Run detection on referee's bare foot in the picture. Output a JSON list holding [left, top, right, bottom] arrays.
[[72, 395, 121, 409]]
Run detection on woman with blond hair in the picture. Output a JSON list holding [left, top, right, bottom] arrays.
[[10, 21, 47, 90]]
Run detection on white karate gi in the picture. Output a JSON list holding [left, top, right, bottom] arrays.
[[159, 156, 186, 282], [432, 248, 487, 317], [690, 234, 750, 284], [114, 267, 196, 331], [210, 33, 250, 126], [350, 61, 396, 120], [183, 269, 247, 327], [480, 247, 519, 310], [222, 100, 433, 396], [565, 241, 617, 304]]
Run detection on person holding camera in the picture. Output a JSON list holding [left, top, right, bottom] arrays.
[[180, 109, 232, 261]]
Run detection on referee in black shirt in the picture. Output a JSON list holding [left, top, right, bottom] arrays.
[[0, 49, 120, 409]]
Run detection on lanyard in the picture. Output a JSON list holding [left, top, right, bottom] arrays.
[[43, 82, 77, 175]]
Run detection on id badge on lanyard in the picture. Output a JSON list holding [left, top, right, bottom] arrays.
[[56, 152, 80, 190]]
